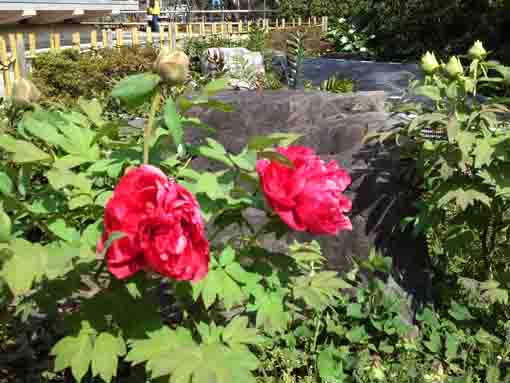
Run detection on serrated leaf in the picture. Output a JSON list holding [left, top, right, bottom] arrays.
[[92, 333, 126, 383], [78, 98, 104, 127], [223, 316, 265, 346], [1, 240, 45, 294], [256, 294, 289, 334], [473, 138, 495, 168], [51, 324, 95, 382]]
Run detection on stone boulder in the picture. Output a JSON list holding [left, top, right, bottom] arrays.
[[185, 90, 431, 321]]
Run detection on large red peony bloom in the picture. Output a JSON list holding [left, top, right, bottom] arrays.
[[97, 165, 209, 281], [256, 146, 352, 235]]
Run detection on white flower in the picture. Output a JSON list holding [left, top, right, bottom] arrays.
[[340, 36, 349, 44], [369, 34, 376, 39], [338, 17, 345, 23], [348, 29, 355, 34], [360, 47, 367, 52]]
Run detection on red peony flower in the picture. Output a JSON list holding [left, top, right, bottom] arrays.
[[256, 146, 352, 235], [97, 165, 209, 281]]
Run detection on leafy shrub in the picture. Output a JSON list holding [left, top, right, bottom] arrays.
[[31, 47, 158, 102], [320, 75, 355, 93], [326, 17, 375, 54], [366, 40, 510, 343]]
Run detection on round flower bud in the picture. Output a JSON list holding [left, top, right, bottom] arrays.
[[445, 56, 464, 78], [421, 51, 439, 74], [468, 40, 487, 60], [0, 206, 11, 244], [12, 78, 41, 106], [153, 49, 190, 84]]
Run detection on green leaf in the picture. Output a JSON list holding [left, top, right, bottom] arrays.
[[345, 326, 369, 344], [203, 78, 230, 95], [219, 247, 236, 266], [255, 293, 289, 334], [258, 150, 294, 168], [92, 333, 126, 383], [163, 97, 183, 150], [0, 135, 52, 163], [424, 331, 441, 353], [438, 188, 491, 210], [473, 138, 495, 168], [414, 85, 441, 101], [446, 333, 460, 360], [347, 303, 365, 319], [46, 168, 92, 192], [446, 118, 459, 143], [448, 301, 473, 321], [112, 73, 160, 106], [78, 98, 105, 127], [51, 322, 95, 382], [1, 239, 45, 294], [0, 172, 13, 195], [222, 316, 265, 346], [317, 348, 339, 381], [247, 133, 303, 151], [48, 219, 80, 243]]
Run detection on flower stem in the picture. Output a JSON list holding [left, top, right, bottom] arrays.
[[144, 89, 162, 164]]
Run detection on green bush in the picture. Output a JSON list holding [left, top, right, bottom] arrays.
[[31, 46, 158, 102]]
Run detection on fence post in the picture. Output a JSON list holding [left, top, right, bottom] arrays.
[[282, 18, 286, 29], [49, 32, 55, 50], [292, 18, 296, 27], [238, 20, 243, 34], [90, 30, 97, 51], [200, 20, 205, 36], [16, 33, 27, 78], [220, 22, 225, 36], [102, 30, 108, 48], [146, 26, 152, 47], [298, 17, 302, 26], [0, 37, 12, 97], [28, 33, 36, 57], [54, 32, 61, 50], [72, 32, 81, 51], [170, 23, 177, 50], [159, 25, 166, 48], [187, 24, 192, 39], [8, 34, 20, 81]]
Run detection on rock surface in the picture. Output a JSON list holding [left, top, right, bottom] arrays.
[[186, 90, 431, 321]]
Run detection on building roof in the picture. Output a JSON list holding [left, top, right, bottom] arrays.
[[0, 0, 138, 24]]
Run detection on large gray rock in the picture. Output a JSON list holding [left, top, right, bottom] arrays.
[[185, 90, 431, 320]]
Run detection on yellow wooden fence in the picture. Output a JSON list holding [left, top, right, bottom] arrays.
[[0, 17, 328, 97]]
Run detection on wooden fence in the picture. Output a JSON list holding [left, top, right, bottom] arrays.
[[0, 16, 328, 97]]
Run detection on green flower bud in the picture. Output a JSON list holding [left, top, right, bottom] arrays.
[[421, 51, 440, 74], [12, 78, 41, 106], [468, 40, 487, 60], [153, 49, 190, 84], [445, 56, 464, 78], [0, 205, 11, 243]]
